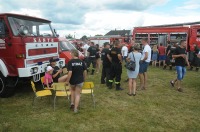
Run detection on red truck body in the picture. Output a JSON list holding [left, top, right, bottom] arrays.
[[133, 22, 200, 51], [0, 13, 65, 97]]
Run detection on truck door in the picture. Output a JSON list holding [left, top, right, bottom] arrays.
[[190, 25, 200, 51]]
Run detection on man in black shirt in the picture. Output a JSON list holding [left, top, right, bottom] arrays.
[[87, 42, 97, 75], [190, 44, 200, 71], [108, 40, 123, 90], [50, 58, 68, 82], [170, 40, 190, 92], [101, 43, 111, 86]]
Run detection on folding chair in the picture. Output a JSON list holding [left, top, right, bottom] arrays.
[[41, 76, 53, 90], [31, 81, 52, 106], [82, 82, 95, 108], [53, 83, 70, 111]]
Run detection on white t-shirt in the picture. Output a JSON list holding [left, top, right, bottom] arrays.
[[82, 44, 90, 57], [121, 46, 128, 57], [141, 44, 152, 63]]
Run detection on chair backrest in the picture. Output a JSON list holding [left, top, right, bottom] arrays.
[[54, 83, 70, 91], [31, 81, 37, 93], [82, 82, 94, 89], [41, 76, 45, 84]]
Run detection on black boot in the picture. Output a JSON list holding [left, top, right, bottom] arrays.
[[196, 67, 199, 72], [116, 84, 124, 91], [91, 70, 94, 75], [169, 66, 172, 70], [190, 66, 193, 71], [108, 83, 112, 89]]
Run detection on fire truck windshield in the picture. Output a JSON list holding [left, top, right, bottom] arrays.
[[8, 17, 55, 37], [60, 41, 76, 51]]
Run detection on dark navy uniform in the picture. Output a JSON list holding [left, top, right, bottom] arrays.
[[101, 48, 111, 86], [108, 47, 123, 90], [87, 45, 97, 75]]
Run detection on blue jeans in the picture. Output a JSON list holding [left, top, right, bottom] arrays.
[[176, 66, 186, 80], [139, 61, 149, 73]]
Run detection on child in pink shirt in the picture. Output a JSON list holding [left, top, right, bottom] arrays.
[[44, 66, 54, 89]]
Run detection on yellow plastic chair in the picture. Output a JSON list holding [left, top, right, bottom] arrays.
[[82, 82, 95, 108], [53, 83, 70, 111], [31, 81, 52, 106], [41, 76, 53, 90]]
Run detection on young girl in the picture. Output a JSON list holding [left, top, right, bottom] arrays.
[[152, 45, 158, 67], [44, 66, 54, 89]]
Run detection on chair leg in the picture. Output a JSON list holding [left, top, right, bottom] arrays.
[[54, 96, 57, 111], [92, 93, 96, 108], [32, 96, 36, 106]]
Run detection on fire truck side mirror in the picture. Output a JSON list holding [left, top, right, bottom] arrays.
[[0, 22, 5, 35]]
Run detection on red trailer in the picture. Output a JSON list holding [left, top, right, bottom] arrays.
[[132, 22, 200, 51]]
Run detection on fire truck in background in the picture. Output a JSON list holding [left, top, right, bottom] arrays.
[[89, 35, 130, 47], [0, 13, 65, 97], [133, 22, 200, 51]]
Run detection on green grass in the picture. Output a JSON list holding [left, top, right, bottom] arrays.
[[0, 66, 200, 132]]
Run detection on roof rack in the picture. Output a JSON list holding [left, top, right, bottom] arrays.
[[135, 21, 200, 28]]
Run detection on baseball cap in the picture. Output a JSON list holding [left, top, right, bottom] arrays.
[[49, 58, 56, 63], [46, 66, 53, 72]]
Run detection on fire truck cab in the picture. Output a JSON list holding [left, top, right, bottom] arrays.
[[0, 13, 65, 97]]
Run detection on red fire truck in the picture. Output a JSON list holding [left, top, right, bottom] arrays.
[[133, 22, 200, 51], [0, 13, 65, 97]]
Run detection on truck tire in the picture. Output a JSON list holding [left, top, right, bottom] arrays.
[[0, 73, 16, 98]]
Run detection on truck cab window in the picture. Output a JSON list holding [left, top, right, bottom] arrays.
[[197, 29, 200, 35], [8, 17, 55, 37], [0, 19, 9, 37]]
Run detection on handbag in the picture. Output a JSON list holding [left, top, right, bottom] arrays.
[[126, 52, 136, 71]]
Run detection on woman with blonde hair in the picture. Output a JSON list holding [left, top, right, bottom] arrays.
[[152, 45, 158, 67]]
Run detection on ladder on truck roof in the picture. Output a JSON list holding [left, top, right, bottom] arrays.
[[135, 21, 200, 28]]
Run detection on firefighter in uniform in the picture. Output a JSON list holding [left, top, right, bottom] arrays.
[[87, 42, 97, 75], [108, 40, 124, 90]]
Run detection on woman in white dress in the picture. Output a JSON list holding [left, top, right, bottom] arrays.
[[126, 44, 142, 96]]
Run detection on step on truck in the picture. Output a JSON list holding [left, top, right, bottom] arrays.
[[0, 13, 65, 97]]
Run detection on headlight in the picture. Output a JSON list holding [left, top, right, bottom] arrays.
[[30, 69, 33, 74], [59, 61, 63, 65], [34, 67, 38, 73]]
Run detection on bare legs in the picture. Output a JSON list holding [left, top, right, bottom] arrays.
[[152, 61, 157, 67], [58, 75, 68, 82], [70, 86, 82, 112], [139, 72, 147, 90], [128, 78, 137, 95]]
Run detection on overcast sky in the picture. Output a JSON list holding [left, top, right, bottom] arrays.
[[0, 0, 200, 38]]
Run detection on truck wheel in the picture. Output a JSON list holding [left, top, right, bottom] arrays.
[[0, 73, 15, 98]]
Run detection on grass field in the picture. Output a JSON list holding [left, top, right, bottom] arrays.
[[0, 66, 200, 132]]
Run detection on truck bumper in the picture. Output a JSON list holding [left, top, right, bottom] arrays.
[[18, 58, 65, 77]]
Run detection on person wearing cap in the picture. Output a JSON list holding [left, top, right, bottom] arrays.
[[44, 66, 54, 89], [49, 58, 68, 83]]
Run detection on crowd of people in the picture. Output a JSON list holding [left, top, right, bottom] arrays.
[[42, 38, 200, 113]]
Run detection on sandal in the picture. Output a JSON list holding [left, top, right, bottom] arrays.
[[127, 93, 132, 96]]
